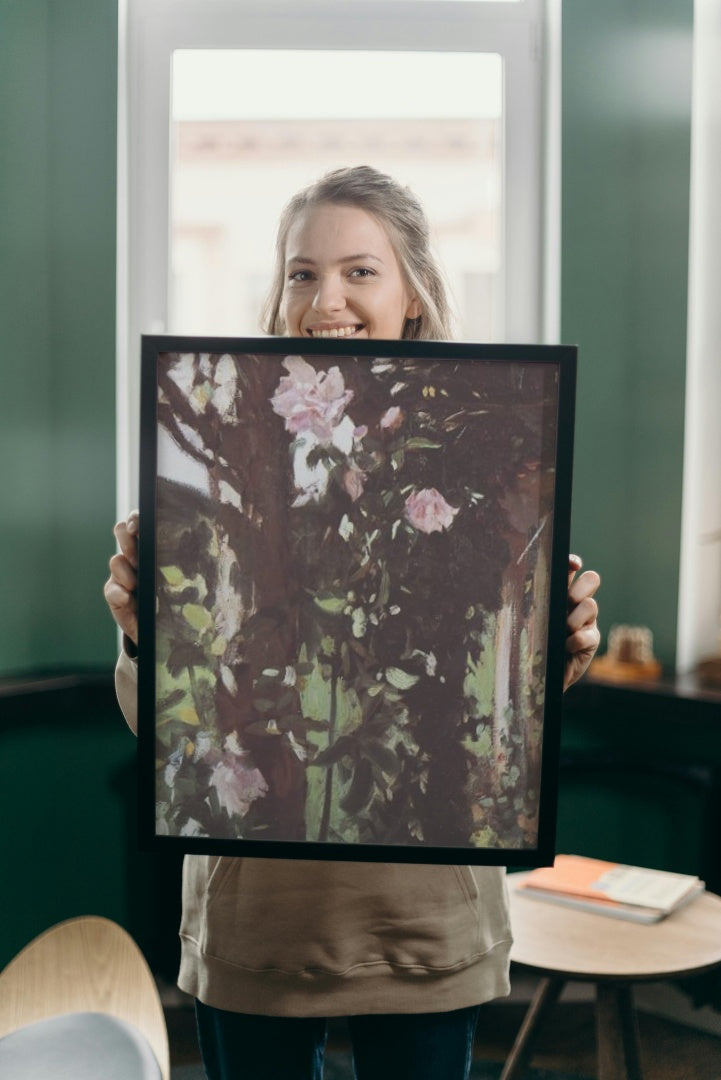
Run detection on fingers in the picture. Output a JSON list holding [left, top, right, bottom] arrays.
[[568, 567, 601, 610], [566, 590, 599, 636], [113, 510, 139, 568], [564, 558, 601, 690], [105, 511, 140, 645], [103, 575, 139, 644], [567, 553, 583, 588], [565, 623, 601, 658], [108, 550, 137, 591]]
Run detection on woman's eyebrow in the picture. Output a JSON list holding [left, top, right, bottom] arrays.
[[286, 253, 384, 266], [339, 253, 384, 265]]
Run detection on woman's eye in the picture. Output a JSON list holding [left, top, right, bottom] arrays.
[[349, 267, 375, 279], [288, 269, 313, 283]]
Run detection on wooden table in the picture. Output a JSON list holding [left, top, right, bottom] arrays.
[[503, 874, 721, 1080]]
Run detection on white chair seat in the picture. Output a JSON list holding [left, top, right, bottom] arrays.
[[0, 1011, 163, 1079]]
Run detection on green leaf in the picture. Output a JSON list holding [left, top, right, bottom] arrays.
[[160, 565, 187, 587], [378, 567, 391, 607], [404, 437, 442, 450], [313, 593, 348, 616], [210, 634, 227, 656], [182, 603, 213, 632], [156, 687, 186, 712], [164, 705, 200, 727], [305, 444, 327, 468], [385, 667, 420, 691]]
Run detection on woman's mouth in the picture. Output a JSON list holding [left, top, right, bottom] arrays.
[[307, 324, 364, 339]]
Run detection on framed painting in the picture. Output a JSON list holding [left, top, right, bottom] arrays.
[[138, 336, 576, 865]]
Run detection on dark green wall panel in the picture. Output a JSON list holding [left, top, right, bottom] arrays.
[[0, 3, 54, 671], [562, 1, 693, 669], [0, 0, 118, 675], [0, 681, 184, 976]]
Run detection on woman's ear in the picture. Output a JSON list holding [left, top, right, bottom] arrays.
[[406, 296, 422, 320]]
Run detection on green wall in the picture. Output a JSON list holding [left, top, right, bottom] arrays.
[[0, 0, 118, 676], [562, 0, 693, 670], [0, 0, 128, 970]]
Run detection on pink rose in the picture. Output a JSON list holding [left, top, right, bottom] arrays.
[[380, 406, 404, 433], [209, 752, 269, 818], [270, 357, 353, 445], [404, 488, 459, 534], [342, 463, 366, 501]]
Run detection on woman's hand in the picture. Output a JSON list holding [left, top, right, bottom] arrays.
[[564, 554, 601, 691], [103, 510, 139, 646]]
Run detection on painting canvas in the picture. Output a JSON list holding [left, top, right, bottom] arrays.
[[138, 336, 576, 865]]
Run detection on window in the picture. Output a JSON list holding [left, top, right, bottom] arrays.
[[118, 0, 557, 509], [169, 49, 503, 340]]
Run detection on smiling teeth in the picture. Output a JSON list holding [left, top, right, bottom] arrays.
[[310, 326, 359, 338]]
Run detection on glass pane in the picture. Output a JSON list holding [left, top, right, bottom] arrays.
[[170, 50, 503, 341]]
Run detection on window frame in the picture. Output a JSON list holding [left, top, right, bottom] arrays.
[[117, 0, 558, 510]]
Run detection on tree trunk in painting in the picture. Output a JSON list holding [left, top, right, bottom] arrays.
[[157, 354, 307, 840]]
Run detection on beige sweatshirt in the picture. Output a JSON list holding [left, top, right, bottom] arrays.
[[116, 650, 512, 1016]]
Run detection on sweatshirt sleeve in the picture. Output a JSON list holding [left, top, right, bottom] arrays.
[[115, 643, 139, 736]]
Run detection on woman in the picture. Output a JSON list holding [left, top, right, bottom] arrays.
[[106, 166, 601, 1080]]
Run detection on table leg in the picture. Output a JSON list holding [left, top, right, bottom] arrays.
[[499, 976, 565, 1080], [596, 982, 643, 1080]]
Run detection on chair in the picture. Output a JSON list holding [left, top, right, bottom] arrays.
[[0, 915, 170, 1079]]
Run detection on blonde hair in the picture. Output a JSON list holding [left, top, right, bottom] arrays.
[[262, 166, 453, 341]]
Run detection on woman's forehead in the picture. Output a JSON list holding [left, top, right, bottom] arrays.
[[285, 202, 396, 262]]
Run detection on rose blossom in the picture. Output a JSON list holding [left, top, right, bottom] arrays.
[[380, 406, 404, 433], [270, 356, 353, 445], [404, 488, 459, 534], [209, 750, 269, 819], [342, 463, 366, 502]]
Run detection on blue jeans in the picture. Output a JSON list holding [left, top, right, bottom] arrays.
[[195, 1000, 481, 1080]]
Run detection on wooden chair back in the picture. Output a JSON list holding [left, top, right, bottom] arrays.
[[0, 915, 169, 1080]]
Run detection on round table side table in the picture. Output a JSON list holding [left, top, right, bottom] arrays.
[[502, 873, 721, 1080]]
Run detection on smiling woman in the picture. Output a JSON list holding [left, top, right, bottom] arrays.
[[263, 167, 452, 342], [106, 156, 598, 1079], [282, 205, 420, 340]]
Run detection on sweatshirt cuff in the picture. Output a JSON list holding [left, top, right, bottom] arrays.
[[122, 634, 138, 661]]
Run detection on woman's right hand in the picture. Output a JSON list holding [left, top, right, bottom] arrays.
[[104, 510, 139, 646]]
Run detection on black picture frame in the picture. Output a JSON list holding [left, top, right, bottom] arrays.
[[138, 335, 576, 865]]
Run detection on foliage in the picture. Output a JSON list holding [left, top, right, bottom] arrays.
[[153, 351, 558, 850]]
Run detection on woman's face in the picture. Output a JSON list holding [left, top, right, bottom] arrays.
[[280, 203, 421, 341]]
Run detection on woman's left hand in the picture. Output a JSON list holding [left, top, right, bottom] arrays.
[[564, 554, 601, 691]]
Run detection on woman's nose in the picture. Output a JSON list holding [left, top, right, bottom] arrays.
[[312, 274, 345, 314]]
